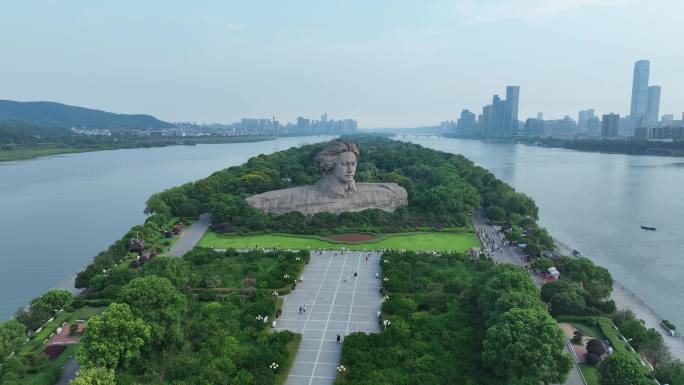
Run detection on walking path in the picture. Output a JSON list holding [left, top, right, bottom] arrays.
[[167, 213, 212, 257], [275, 250, 383, 385]]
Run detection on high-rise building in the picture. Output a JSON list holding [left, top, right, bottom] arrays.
[[504, 86, 520, 136], [492, 95, 507, 137], [630, 60, 650, 126], [646, 86, 661, 125], [321, 113, 328, 123], [662, 114, 674, 124], [456, 109, 477, 137], [537, 112, 544, 121], [481, 104, 493, 137], [578, 109, 595, 131], [602, 113, 620, 137], [525, 118, 544, 137]]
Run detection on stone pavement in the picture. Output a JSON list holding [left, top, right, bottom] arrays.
[[275, 250, 383, 385]]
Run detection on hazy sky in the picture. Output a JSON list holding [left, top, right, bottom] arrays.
[[1, 0, 682, 127]]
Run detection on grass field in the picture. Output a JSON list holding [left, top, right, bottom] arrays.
[[199, 231, 481, 252]]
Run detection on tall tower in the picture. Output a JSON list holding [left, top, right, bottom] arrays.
[[492, 95, 507, 137], [646, 86, 661, 125], [630, 60, 650, 126], [504, 86, 520, 137]]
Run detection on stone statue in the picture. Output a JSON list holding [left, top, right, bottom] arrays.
[[246, 140, 408, 215]]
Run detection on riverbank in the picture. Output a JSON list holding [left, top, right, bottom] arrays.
[[440, 134, 684, 157], [0, 135, 275, 162], [554, 238, 684, 360]]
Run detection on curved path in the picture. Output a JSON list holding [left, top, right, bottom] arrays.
[[274, 250, 383, 385], [167, 213, 212, 257]]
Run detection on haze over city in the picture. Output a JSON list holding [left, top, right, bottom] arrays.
[[1, 0, 683, 127]]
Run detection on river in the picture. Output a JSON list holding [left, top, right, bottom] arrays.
[[399, 135, 684, 329], [0, 136, 335, 319], [1, 135, 682, 330]]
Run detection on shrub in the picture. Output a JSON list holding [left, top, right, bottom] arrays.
[[571, 331, 584, 344], [585, 352, 601, 365], [586, 338, 606, 356]]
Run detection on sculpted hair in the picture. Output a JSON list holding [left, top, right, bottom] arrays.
[[315, 140, 359, 173]]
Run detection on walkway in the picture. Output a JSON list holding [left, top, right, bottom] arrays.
[[167, 213, 212, 257], [275, 250, 383, 385]]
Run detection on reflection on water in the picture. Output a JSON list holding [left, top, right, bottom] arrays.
[[399, 135, 684, 328], [0, 136, 335, 319]]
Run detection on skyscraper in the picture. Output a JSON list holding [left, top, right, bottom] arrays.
[[504, 86, 520, 136], [456, 109, 476, 137], [578, 109, 595, 131], [492, 95, 506, 137], [630, 60, 650, 126], [646, 86, 661, 125], [602, 113, 620, 137]]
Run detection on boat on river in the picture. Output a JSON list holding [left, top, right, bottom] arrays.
[[641, 225, 656, 231]]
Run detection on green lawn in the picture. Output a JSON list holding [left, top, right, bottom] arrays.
[[199, 231, 481, 252]]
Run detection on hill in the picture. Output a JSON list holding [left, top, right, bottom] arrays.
[[0, 99, 174, 130]]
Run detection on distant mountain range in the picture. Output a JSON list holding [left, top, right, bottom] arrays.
[[0, 100, 174, 130]]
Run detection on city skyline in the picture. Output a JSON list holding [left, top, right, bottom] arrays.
[[1, 1, 683, 127]]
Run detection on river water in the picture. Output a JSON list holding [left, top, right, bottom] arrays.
[[399, 136, 684, 329], [0, 136, 335, 319], [1, 136, 682, 329]]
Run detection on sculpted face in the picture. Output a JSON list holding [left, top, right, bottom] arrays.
[[334, 151, 357, 184]]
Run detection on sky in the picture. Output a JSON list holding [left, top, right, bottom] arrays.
[[1, 0, 682, 127]]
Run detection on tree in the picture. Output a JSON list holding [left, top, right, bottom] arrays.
[[597, 353, 646, 385], [490, 291, 546, 325], [478, 266, 538, 316], [619, 319, 649, 349], [486, 205, 506, 222], [564, 258, 613, 299], [70, 367, 116, 385], [140, 256, 191, 288], [482, 308, 573, 384], [76, 303, 150, 369], [0, 320, 25, 365], [654, 359, 684, 385], [639, 337, 671, 369], [586, 339, 606, 356], [531, 258, 554, 272], [118, 276, 187, 348], [31, 289, 72, 314], [548, 290, 587, 316]]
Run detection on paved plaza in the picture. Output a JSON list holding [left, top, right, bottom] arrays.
[[275, 250, 383, 385]]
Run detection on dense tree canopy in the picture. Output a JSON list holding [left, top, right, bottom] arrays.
[[0, 320, 25, 365], [597, 353, 648, 385], [145, 136, 538, 234], [70, 367, 116, 385], [118, 276, 187, 348], [482, 308, 572, 384], [76, 303, 151, 369]]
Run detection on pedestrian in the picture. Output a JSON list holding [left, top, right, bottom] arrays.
[[344, 276, 348, 282], [375, 272, 379, 278], [272, 320, 276, 328], [299, 305, 302, 314], [303, 305, 306, 313], [354, 272, 357, 278], [336, 334, 341, 344]]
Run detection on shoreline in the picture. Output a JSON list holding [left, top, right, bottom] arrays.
[[0, 136, 277, 163], [553, 237, 684, 360]]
